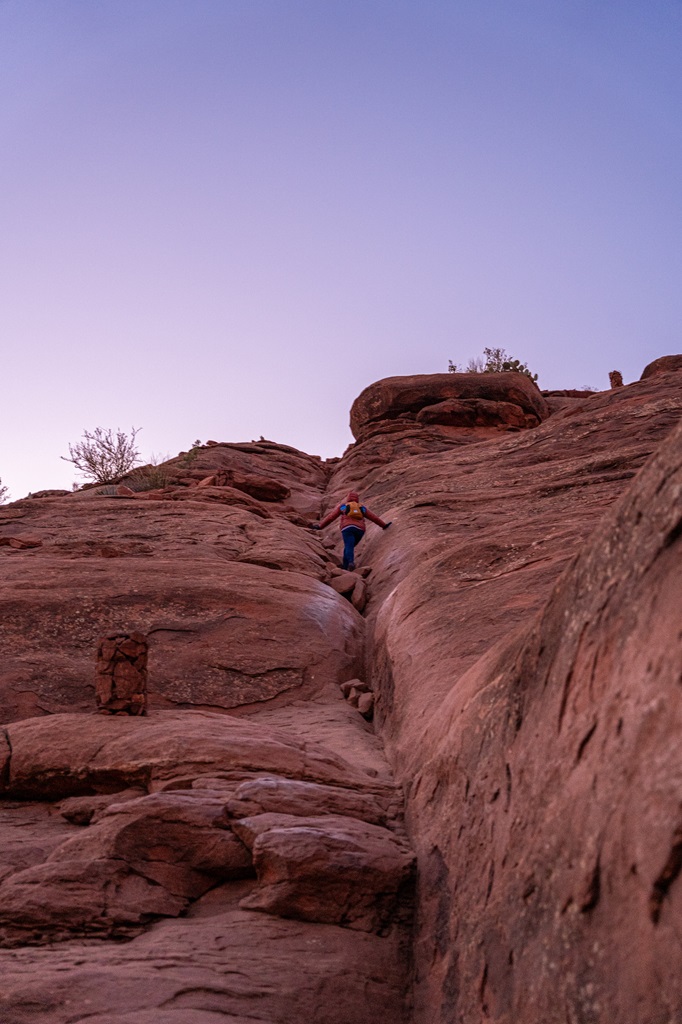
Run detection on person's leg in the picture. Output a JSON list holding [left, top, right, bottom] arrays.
[[342, 526, 363, 569]]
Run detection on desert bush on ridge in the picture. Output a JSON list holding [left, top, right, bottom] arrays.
[[123, 454, 174, 492], [62, 427, 142, 484], [0, 477, 9, 504], [449, 346, 538, 382]]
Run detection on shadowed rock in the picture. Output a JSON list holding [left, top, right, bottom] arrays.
[[234, 812, 415, 932], [350, 371, 548, 441], [95, 632, 148, 715]]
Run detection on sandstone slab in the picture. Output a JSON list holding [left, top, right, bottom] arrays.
[[1, 710, 379, 799], [0, 901, 410, 1023], [225, 774, 389, 826], [234, 811, 415, 932]]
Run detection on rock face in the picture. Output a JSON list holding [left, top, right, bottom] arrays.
[[1, 362, 681, 1023], [0, 464, 361, 722], [343, 367, 682, 1023]]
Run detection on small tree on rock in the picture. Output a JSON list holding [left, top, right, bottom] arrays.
[[62, 427, 142, 484], [0, 477, 9, 504]]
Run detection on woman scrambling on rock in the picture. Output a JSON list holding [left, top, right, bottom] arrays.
[[311, 491, 391, 570]]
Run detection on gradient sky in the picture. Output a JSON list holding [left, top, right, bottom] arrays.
[[1, 0, 681, 499]]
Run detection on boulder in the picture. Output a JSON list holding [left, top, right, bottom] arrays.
[[640, 354, 682, 379], [234, 812, 415, 932], [350, 372, 548, 440]]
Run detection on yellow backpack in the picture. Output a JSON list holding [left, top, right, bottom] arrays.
[[343, 501, 365, 521]]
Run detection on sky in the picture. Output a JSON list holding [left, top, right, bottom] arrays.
[[1, 0, 681, 499]]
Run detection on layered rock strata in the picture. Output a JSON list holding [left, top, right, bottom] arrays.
[[1, 366, 681, 1023]]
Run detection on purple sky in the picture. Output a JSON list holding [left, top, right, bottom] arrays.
[[2, 0, 681, 499]]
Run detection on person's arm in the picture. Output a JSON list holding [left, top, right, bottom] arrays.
[[311, 505, 341, 530], [363, 507, 391, 529]]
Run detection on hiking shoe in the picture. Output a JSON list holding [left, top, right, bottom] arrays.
[[348, 562, 355, 571]]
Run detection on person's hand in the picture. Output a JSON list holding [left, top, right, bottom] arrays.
[[310, 523, 321, 530], [383, 521, 392, 530]]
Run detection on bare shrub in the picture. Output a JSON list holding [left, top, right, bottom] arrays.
[[62, 427, 142, 484], [0, 477, 9, 504]]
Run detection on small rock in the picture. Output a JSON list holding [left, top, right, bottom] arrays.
[[2, 535, 43, 549], [328, 571, 357, 596], [341, 679, 369, 697], [357, 692, 374, 718], [351, 578, 367, 612]]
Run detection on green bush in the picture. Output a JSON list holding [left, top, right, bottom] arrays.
[[124, 458, 174, 492], [501, 357, 538, 382], [449, 347, 538, 382], [182, 439, 203, 467]]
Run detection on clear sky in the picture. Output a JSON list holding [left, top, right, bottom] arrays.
[[1, 0, 681, 499]]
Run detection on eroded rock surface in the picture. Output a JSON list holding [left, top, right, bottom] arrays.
[[350, 371, 549, 442], [346, 367, 682, 1023], [1, 363, 681, 1023]]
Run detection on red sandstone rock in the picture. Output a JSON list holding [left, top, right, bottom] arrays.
[[95, 632, 148, 715], [327, 570, 357, 595], [350, 372, 548, 441], [0, 535, 43, 549], [0, 519, 360, 721], [350, 375, 682, 1023], [357, 692, 374, 717], [225, 775, 389, 826], [640, 353, 682, 378], [234, 812, 414, 932], [1, 711, 378, 800], [58, 788, 146, 825], [416, 396, 531, 429], [0, 857, 186, 947], [0, 905, 409, 1023], [1, 363, 682, 1023], [340, 678, 369, 697], [0, 790, 254, 945]]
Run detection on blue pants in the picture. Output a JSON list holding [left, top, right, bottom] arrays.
[[341, 526, 364, 569]]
